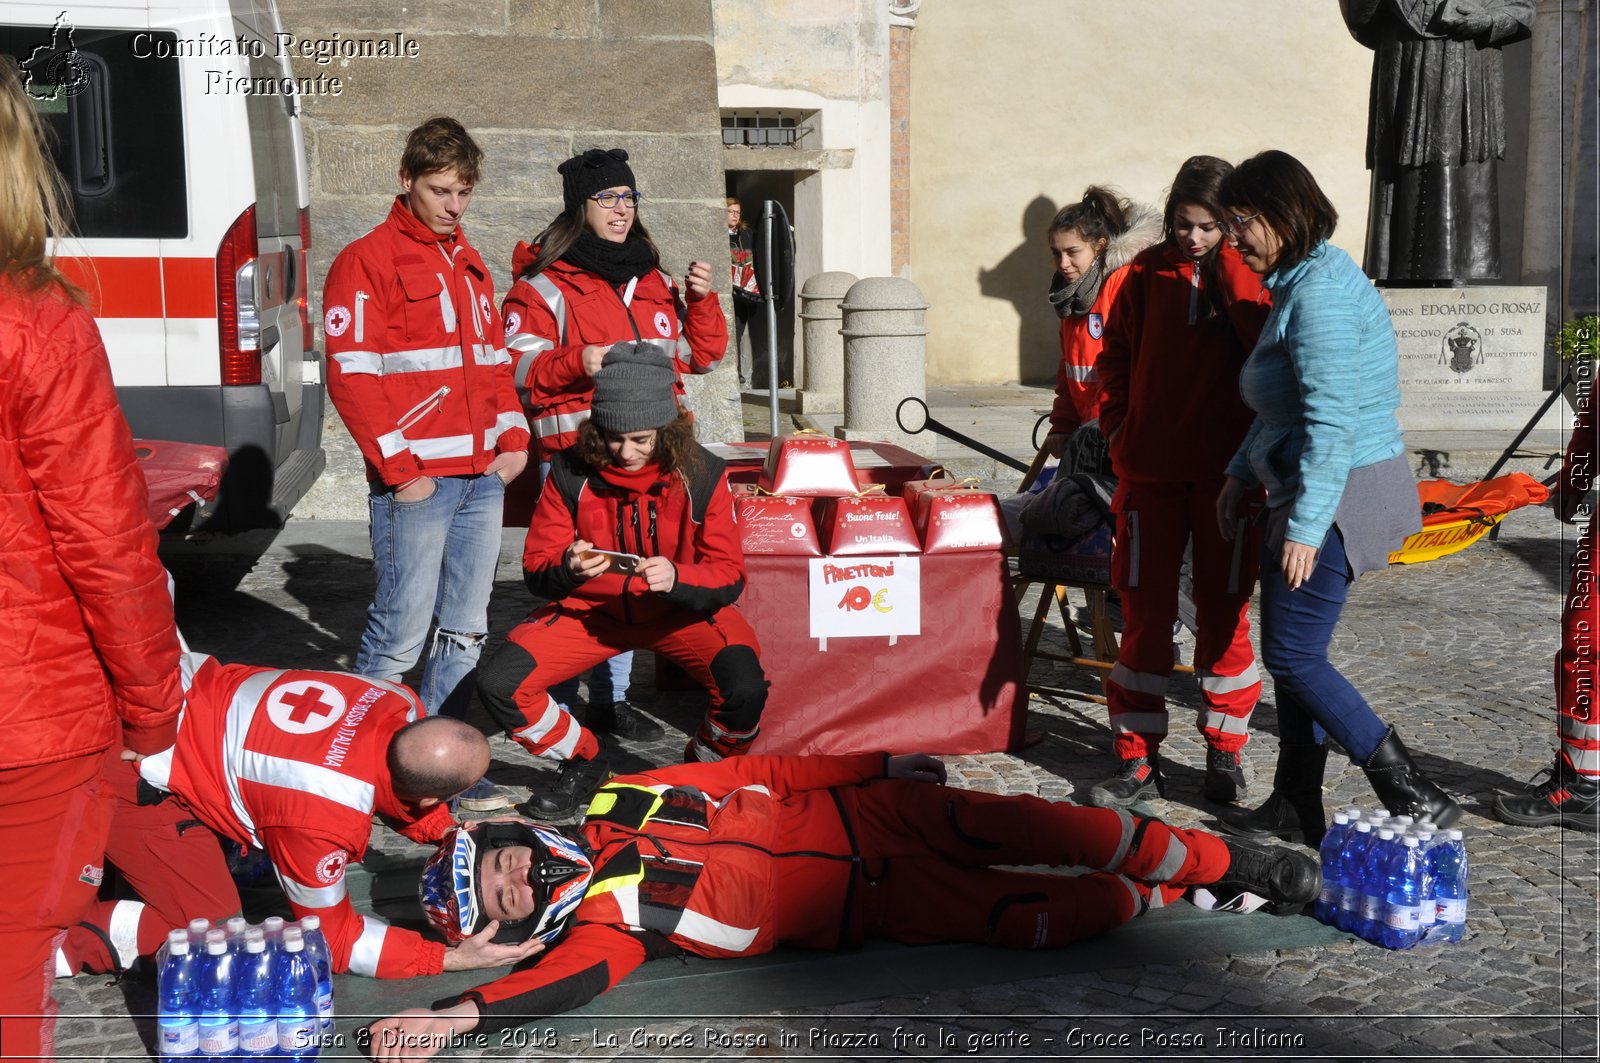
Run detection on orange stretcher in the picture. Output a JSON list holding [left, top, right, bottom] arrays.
[[1388, 472, 1551, 565]]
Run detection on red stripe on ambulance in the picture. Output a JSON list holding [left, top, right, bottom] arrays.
[[56, 257, 218, 319]]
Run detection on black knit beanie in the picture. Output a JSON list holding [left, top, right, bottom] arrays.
[[590, 342, 679, 433], [559, 148, 637, 214]]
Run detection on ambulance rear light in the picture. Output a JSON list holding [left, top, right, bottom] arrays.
[[217, 204, 261, 386], [298, 206, 313, 353]]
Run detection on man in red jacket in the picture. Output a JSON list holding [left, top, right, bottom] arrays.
[[322, 117, 530, 812], [1493, 396, 1599, 831], [95, 651, 541, 980], [365, 753, 1320, 1058]]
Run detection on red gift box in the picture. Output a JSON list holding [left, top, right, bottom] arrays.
[[900, 471, 956, 512], [758, 432, 860, 497], [817, 492, 922, 555], [734, 493, 823, 556], [917, 487, 1007, 554]]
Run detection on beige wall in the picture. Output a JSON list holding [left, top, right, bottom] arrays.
[[910, 0, 1375, 385]]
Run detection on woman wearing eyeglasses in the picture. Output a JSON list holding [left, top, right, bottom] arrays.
[[501, 147, 728, 745], [1086, 156, 1272, 810], [1212, 150, 1460, 844]]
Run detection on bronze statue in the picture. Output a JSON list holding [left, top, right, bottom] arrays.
[[1341, 0, 1534, 284]]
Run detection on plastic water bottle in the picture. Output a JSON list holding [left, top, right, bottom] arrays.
[[196, 929, 238, 1061], [1432, 828, 1469, 943], [225, 916, 250, 957], [1313, 810, 1354, 924], [186, 918, 212, 947], [262, 916, 286, 944], [236, 929, 276, 1057], [157, 929, 201, 1057], [275, 927, 320, 1060], [1379, 835, 1427, 949], [1412, 830, 1439, 942], [1335, 820, 1374, 933], [298, 916, 335, 1034], [1357, 828, 1399, 942]]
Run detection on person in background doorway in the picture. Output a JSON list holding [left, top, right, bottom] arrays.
[[1088, 156, 1272, 809], [728, 196, 762, 389], [322, 116, 531, 813], [0, 55, 184, 1061], [501, 147, 728, 744]]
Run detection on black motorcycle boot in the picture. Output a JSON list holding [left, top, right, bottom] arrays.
[[1216, 742, 1329, 846], [1361, 726, 1462, 828], [1213, 839, 1322, 911]]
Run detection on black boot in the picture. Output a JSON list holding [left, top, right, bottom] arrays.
[[1491, 754, 1600, 832], [1203, 747, 1248, 804], [1361, 726, 1462, 828], [517, 753, 611, 823], [1086, 755, 1166, 808], [586, 700, 665, 741], [1216, 742, 1329, 847], [1214, 839, 1322, 911]]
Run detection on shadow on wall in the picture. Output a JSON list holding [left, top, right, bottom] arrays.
[[978, 194, 1059, 386]]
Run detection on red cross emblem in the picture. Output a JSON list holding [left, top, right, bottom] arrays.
[[265, 680, 347, 735]]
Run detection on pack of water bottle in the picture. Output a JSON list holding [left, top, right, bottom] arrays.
[[1312, 806, 1469, 950], [155, 914, 335, 1058]]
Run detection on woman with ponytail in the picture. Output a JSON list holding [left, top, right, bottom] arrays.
[[1041, 186, 1161, 460], [1087, 156, 1272, 809]]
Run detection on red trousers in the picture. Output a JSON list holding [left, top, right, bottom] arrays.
[[1108, 479, 1262, 759], [58, 753, 240, 975], [799, 780, 1230, 950], [479, 604, 768, 761], [1559, 522, 1599, 779], [0, 754, 112, 1062]]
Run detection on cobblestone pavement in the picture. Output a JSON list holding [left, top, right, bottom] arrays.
[[45, 398, 1599, 1062]]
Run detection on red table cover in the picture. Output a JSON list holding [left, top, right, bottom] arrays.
[[134, 439, 228, 530], [741, 552, 1025, 756]]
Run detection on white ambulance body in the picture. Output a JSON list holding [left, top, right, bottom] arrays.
[[1, 0, 324, 528]]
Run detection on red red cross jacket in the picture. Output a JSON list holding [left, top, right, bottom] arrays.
[[448, 753, 890, 1032], [138, 654, 456, 979], [522, 448, 746, 620], [323, 198, 531, 487], [501, 243, 728, 459], [1096, 242, 1271, 483]]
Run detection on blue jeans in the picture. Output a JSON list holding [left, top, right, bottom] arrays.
[[537, 460, 632, 708], [1258, 525, 1389, 761], [356, 473, 505, 719]]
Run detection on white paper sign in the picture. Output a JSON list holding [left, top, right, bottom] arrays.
[[808, 556, 921, 640]]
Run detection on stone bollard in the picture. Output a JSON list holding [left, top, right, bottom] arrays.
[[796, 271, 856, 414], [836, 277, 927, 451]]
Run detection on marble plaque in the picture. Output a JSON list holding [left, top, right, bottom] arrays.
[[1385, 286, 1567, 432]]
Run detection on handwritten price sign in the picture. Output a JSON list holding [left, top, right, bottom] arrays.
[[808, 556, 921, 640]]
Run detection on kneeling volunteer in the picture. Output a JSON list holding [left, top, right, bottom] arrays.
[[477, 343, 769, 821], [363, 752, 1321, 1058]]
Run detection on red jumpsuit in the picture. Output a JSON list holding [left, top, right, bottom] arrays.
[[0, 286, 183, 1060], [478, 447, 767, 762], [501, 243, 727, 460], [439, 754, 1230, 1034], [1048, 265, 1132, 436], [133, 656, 457, 978], [1558, 400, 1598, 781], [1096, 243, 1271, 759]]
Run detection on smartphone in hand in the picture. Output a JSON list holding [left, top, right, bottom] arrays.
[[579, 548, 643, 575]]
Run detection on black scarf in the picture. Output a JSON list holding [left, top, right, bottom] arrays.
[[1047, 256, 1108, 318], [561, 231, 657, 285]]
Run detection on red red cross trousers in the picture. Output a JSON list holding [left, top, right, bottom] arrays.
[[282, 686, 336, 726]]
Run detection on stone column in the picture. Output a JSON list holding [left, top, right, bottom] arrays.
[[795, 272, 856, 414], [835, 276, 926, 450]]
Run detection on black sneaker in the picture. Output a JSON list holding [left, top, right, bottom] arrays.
[[587, 700, 666, 741], [1203, 748, 1248, 804], [1216, 839, 1321, 911], [1086, 756, 1165, 808], [1491, 759, 1600, 832], [517, 754, 611, 823]]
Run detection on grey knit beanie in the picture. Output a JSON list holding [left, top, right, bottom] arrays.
[[590, 342, 679, 433]]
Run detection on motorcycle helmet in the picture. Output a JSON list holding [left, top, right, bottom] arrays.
[[419, 819, 593, 946]]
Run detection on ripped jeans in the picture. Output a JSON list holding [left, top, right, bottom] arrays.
[[356, 472, 505, 719]]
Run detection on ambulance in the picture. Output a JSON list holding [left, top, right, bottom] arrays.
[[1, 0, 324, 529]]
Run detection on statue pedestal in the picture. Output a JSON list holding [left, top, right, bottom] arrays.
[[1385, 285, 1569, 433]]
